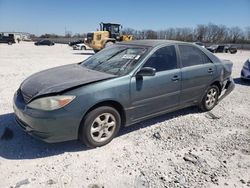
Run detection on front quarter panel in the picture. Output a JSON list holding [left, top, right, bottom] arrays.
[[63, 75, 130, 121]]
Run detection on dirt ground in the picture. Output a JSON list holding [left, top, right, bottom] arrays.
[[0, 42, 249, 188]]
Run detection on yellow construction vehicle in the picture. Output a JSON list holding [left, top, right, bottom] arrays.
[[85, 22, 133, 52]]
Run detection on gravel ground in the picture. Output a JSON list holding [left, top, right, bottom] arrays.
[[0, 42, 249, 188]]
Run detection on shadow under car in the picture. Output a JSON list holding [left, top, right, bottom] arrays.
[[0, 106, 199, 160]]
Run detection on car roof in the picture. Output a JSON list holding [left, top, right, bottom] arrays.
[[118, 39, 220, 63], [118, 39, 188, 47]]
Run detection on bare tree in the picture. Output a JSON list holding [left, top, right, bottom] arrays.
[[105, 23, 249, 43], [229, 27, 243, 43], [245, 27, 250, 41], [145, 30, 158, 39], [122, 28, 135, 35], [195, 24, 208, 42]]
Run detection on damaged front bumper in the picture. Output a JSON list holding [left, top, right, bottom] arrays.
[[218, 77, 235, 102], [13, 90, 81, 143]]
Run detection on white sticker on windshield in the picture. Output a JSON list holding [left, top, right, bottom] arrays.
[[122, 54, 137, 59], [135, 55, 141, 60]]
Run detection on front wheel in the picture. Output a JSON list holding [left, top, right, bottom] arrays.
[[199, 85, 219, 111], [79, 106, 121, 148]]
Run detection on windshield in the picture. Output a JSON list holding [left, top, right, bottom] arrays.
[[81, 45, 148, 75]]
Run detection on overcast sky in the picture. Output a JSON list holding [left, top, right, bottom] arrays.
[[0, 0, 249, 35]]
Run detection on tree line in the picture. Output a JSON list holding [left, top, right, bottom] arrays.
[[33, 23, 250, 44], [122, 23, 250, 44]]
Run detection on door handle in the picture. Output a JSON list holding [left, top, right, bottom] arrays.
[[172, 75, 180, 81], [208, 68, 214, 73]]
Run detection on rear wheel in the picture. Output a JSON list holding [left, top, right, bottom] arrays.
[[199, 85, 219, 111], [79, 106, 121, 148]]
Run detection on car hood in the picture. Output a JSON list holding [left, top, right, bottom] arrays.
[[20, 63, 116, 102]]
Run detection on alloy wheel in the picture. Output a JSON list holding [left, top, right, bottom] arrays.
[[90, 113, 116, 143], [205, 88, 217, 108]]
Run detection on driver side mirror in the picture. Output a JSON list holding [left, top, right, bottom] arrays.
[[136, 67, 156, 77]]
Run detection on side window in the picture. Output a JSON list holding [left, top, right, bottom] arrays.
[[143, 45, 177, 72], [178, 45, 211, 67]]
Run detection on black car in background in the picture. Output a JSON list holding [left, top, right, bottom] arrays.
[[206, 45, 223, 53], [224, 45, 237, 54], [206, 44, 237, 54], [34, 40, 54, 46], [0, 34, 15, 45], [69, 40, 84, 46]]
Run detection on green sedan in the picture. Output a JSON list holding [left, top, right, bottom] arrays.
[[13, 40, 235, 148]]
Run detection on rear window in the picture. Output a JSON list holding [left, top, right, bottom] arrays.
[[178, 45, 212, 67]]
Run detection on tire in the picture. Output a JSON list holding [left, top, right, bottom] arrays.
[[81, 46, 86, 50], [104, 41, 114, 48], [79, 106, 121, 148], [199, 85, 219, 112]]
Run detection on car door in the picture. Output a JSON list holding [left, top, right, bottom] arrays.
[[39, 40, 45, 45], [178, 45, 216, 105], [44, 40, 49, 45], [129, 45, 181, 121]]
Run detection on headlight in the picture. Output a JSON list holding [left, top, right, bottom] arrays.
[[27, 95, 75, 111]]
